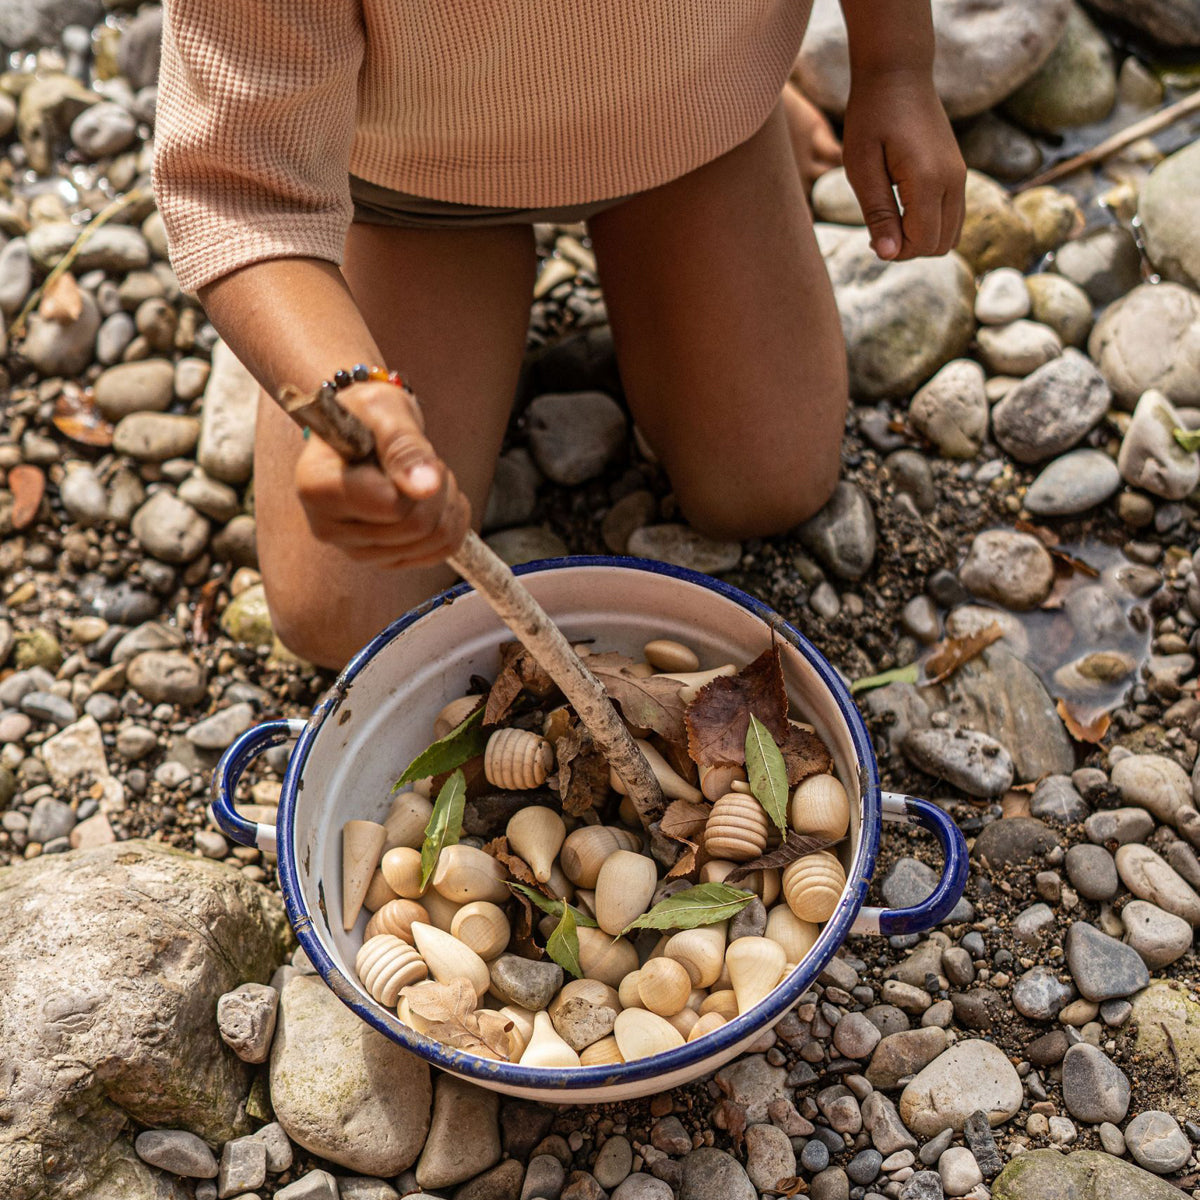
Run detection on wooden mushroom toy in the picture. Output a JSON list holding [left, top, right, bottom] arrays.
[[520, 1011, 581, 1068], [343, 819, 387, 930], [484, 727, 554, 790], [506, 806, 566, 883], [434, 694, 481, 738], [643, 638, 700, 673], [687, 1011, 727, 1041], [580, 1035, 625, 1066]]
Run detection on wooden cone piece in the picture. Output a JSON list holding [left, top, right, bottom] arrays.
[[273, 381, 666, 828], [343, 820, 387, 931]]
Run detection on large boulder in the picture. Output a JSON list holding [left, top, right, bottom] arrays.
[[992, 1149, 1182, 1199], [0, 841, 291, 1200]]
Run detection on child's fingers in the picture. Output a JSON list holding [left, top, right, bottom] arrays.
[[847, 148, 903, 261], [896, 177, 943, 259], [937, 187, 965, 258]]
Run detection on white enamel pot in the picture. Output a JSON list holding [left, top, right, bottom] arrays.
[[212, 556, 968, 1103]]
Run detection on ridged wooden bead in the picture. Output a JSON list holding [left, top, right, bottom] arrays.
[[782, 851, 846, 923], [613, 1008, 686, 1061], [484, 727, 553, 790], [432, 843, 510, 903], [595, 850, 658, 935], [380, 846, 426, 898], [577, 927, 640, 989], [765, 905, 820, 964], [664, 924, 727, 989], [520, 1011, 581, 1068], [506, 806, 566, 884], [560, 825, 642, 888], [726, 936, 787, 1014], [383, 791, 433, 851], [450, 901, 511, 960], [434, 695, 481, 739], [789, 773, 850, 840], [704, 792, 770, 862], [364, 897, 429, 943], [687, 1012, 727, 1042], [580, 1035, 625, 1066], [410, 922, 490, 998], [356, 934, 427, 1007], [637, 957, 692, 1017]]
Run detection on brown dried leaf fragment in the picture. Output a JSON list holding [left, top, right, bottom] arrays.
[[660, 797, 712, 880], [923, 621, 1003, 686], [52, 388, 114, 447], [485, 642, 557, 724], [402, 978, 515, 1060], [779, 724, 833, 787], [509, 887, 546, 961], [685, 645, 790, 769], [588, 652, 689, 746], [39, 271, 83, 323], [8, 464, 45, 530], [482, 835, 549, 894], [725, 831, 846, 882], [402, 977, 476, 1024], [1056, 699, 1111, 744]]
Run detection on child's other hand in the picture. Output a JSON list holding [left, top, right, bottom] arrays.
[[294, 382, 471, 569], [841, 69, 966, 262]]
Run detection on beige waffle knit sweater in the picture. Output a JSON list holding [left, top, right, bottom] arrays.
[[153, 0, 813, 293]]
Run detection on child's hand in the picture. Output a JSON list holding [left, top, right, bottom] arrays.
[[841, 69, 966, 262], [294, 382, 471, 569]]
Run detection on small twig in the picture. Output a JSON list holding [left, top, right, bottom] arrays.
[[10, 186, 152, 339], [273, 382, 667, 825], [1013, 89, 1200, 193]]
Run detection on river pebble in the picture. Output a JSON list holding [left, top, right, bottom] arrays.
[[1124, 1110, 1191, 1174]]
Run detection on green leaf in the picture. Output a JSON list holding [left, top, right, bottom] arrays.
[[623, 882, 755, 934], [849, 663, 919, 695], [1174, 427, 1200, 453], [745, 712, 789, 833], [507, 882, 599, 928], [394, 705, 487, 789], [419, 769, 466, 890], [546, 904, 583, 978]]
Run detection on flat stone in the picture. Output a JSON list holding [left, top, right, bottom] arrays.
[[1116, 843, 1200, 925], [963, 1110, 1004, 1180], [483, 449, 539, 533], [1131, 982, 1200, 1111], [865, 1027, 948, 1090], [1025, 450, 1121, 517], [977, 319, 1062, 377], [1121, 900, 1193, 968], [1026, 272, 1094, 348], [990, 1148, 1182, 1200], [93, 359, 175, 421], [60, 464, 109, 526], [416, 1075, 501, 1189], [276, 1171, 340, 1200], [1085, 807, 1154, 846], [909, 359, 989, 458], [959, 530, 1055, 610], [938, 1146, 982, 1197], [217, 982, 279, 1064], [713, 1055, 788, 1124], [743, 1124, 796, 1194], [1111, 753, 1196, 829], [455, 1160, 523, 1200], [188, 703, 257, 752], [127, 651, 208, 707], [1060, 1044, 1130, 1125], [113, 413, 201, 463], [972, 817, 1057, 869], [28, 796, 76, 842], [861, 1091, 918, 1154], [249, 1122, 293, 1173], [131, 491, 210, 564], [198, 341, 259, 484], [1118, 389, 1200, 501], [1065, 921, 1150, 1002], [898, 1040, 1023, 1137], [526, 392, 626, 485], [1012, 966, 1075, 1021], [1064, 844, 1118, 901], [134, 1130, 220, 1178], [625, 524, 741, 574], [611, 1175, 672, 1200], [27, 221, 149, 273], [903, 727, 1014, 798], [1054, 226, 1142, 306], [41, 715, 110, 785], [797, 480, 877, 581], [485, 526, 569, 566], [882, 857, 974, 924], [1124, 1111, 1191, 1174], [679, 1148, 755, 1200], [218, 1136, 267, 1198], [21, 288, 100, 377], [489, 955, 564, 1012]]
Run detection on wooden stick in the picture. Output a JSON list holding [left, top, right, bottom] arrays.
[[1014, 89, 1200, 193], [274, 383, 667, 826]]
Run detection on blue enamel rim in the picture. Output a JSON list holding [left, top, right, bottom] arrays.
[[215, 555, 967, 1090]]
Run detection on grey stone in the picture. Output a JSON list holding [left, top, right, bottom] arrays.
[[713, 1055, 788, 1123], [972, 817, 1057, 868], [270, 975, 431, 1176], [489, 955, 564, 1012], [1085, 807, 1155, 846], [742, 1123, 796, 1193], [977, 319, 1062, 377], [134, 1129, 220, 1178], [990, 1148, 1182, 1200], [902, 727, 1014, 798], [217, 982, 279, 1064], [939, 1145, 983, 1197], [1111, 753, 1196, 829], [0, 842, 289, 1200], [27, 796, 76, 842], [1012, 966, 1076, 1020], [21, 692, 78, 729], [1064, 844, 1118, 901], [975, 268, 1030, 325], [522, 1153, 566, 1200], [833, 1011, 882, 1059], [0, 237, 32, 317], [865, 1027, 948, 1089], [963, 1111, 1004, 1179], [1030, 775, 1088, 825], [909, 359, 988, 458], [1061, 1044, 1131, 1125], [132, 492, 210, 564], [70, 100, 137, 158], [483, 449, 539, 532], [0, 0, 102, 48], [1124, 1111, 1191, 1174], [1025, 450, 1121, 517], [198, 341, 259, 485], [116, 4, 164, 89], [1139, 140, 1200, 291], [959, 530, 1055, 609], [416, 1075, 501, 1189], [60, 464, 109, 526], [485, 526, 569, 566], [1026, 273, 1094, 348], [625, 524, 741, 574], [898, 1039, 1023, 1137], [249, 1121, 293, 1173], [961, 112, 1043, 183], [1115, 843, 1200, 925], [679, 1148, 755, 1200], [188, 704, 258, 752], [1121, 900, 1193, 968], [113, 413, 202, 463], [882, 857, 974, 923], [179, 474, 241, 522], [1055, 226, 1143, 306], [1118, 389, 1200, 500], [276, 1171, 340, 1200], [861, 1091, 918, 1154], [22, 288, 101, 377], [611, 1175, 672, 1200], [218, 1136, 267, 1198], [526, 391, 626, 485], [991, 350, 1111, 464], [28, 221, 150, 274], [455, 1160, 523, 1200], [127, 650, 208, 706], [594, 1135, 633, 1190], [797, 480, 876, 581]]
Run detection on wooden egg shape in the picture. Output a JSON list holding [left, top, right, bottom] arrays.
[[520, 1011, 581, 1069], [380, 846, 426, 899], [362, 868, 399, 913], [789, 773, 850, 840], [637, 957, 692, 1017], [765, 904, 820, 964], [643, 638, 700, 673], [726, 936, 787, 1015], [432, 843, 510, 903], [383, 791, 433, 852], [613, 1008, 686, 1061], [450, 901, 511, 960], [618, 970, 644, 1010], [577, 927, 640, 989], [782, 851, 846, 923], [701, 763, 746, 802], [699, 989, 739, 1020], [610, 740, 702, 803], [687, 1012, 728, 1042], [702, 859, 778, 905], [666, 1007, 700, 1039], [410, 922, 490, 998], [506, 806, 566, 884], [498, 1005, 536, 1059], [546, 862, 575, 902], [560, 826, 642, 888], [342, 820, 387, 931], [617, 794, 640, 828], [484, 727, 554, 790], [355, 934, 427, 1007], [580, 1035, 625, 1066], [759, 869, 781, 908], [420, 887, 463, 932], [594, 849, 658, 935], [364, 897, 429, 943], [657, 664, 737, 704], [686, 988, 707, 1012], [704, 792, 770, 862], [712, 961, 732, 992], [434, 694, 481, 739], [664, 924, 727, 989]]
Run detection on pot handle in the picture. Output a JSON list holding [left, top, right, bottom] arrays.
[[209, 719, 306, 853], [850, 792, 970, 936]]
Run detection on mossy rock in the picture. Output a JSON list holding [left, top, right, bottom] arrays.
[[992, 1148, 1182, 1199]]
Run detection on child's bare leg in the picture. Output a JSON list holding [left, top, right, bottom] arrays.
[[588, 102, 848, 540], [254, 223, 535, 668], [782, 80, 842, 192]]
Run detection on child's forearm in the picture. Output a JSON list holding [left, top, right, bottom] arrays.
[[198, 258, 383, 401], [840, 0, 935, 77]]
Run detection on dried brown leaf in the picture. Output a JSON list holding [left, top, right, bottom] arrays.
[[485, 642, 557, 724], [660, 799, 711, 842], [52, 388, 114, 447], [685, 645, 790, 769], [483, 835, 550, 894], [714, 1098, 747, 1149], [588, 654, 689, 746], [1056, 698, 1111, 744], [725, 831, 847, 882], [1015, 520, 1098, 577], [777, 1176, 809, 1197], [8, 464, 45, 530], [192, 573, 226, 645], [39, 271, 83, 323], [431, 753, 487, 800], [779, 724, 833, 787], [401, 977, 477, 1023], [564, 748, 610, 817], [510, 888, 546, 961], [923, 621, 1003, 686]]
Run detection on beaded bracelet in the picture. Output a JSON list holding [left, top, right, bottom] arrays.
[[304, 363, 409, 438]]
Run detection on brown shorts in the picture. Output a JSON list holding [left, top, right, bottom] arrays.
[[350, 175, 627, 229]]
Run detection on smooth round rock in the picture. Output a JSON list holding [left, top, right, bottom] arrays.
[[902, 727, 1014, 799], [1012, 967, 1075, 1021], [909, 359, 988, 459], [131, 491, 210, 564], [977, 320, 1062, 377], [1054, 226, 1143, 306], [975, 269, 1030, 325], [1061, 1044, 1131, 1126], [1139, 140, 1200, 292], [1024, 450, 1121, 517], [1124, 1111, 1191, 1174], [797, 481, 877, 581], [525, 392, 626, 486], [959, 530, 1055, 610], [1121, 900, 1194, 969], [1118, 389, 1200, 501], [898, 1039, 1023, 1136], [1115, 844, 1200, 925], [70, 100, 137, 158], [93, 359, 175, 420], [626, 524, 741, 574], [1064, 844, 1118, 901], [679, 1148, 756, 1200], [1026, 273, 1094, 348], [1111, 753, 1195, 829]]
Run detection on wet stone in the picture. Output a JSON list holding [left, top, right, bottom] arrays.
[[902, 727, 1014, 799]]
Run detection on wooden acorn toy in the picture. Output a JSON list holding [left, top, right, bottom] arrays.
[[484, 727, 554, 790], [560, 825, 642, 888], [664, 924, 727, 989], [613, 1008, 686, 1061], [383, 791, 433, 852], [364, 897, 429, 943], [704, 792, 770, 862], [432, 843, 510, 903], [450, 901, 511, 960], [789, 773, 850, 840], [343, 819, 387, 930], [355, 934, 427, 1006], [726, 936, 787, 1014], [594, 849, 658, 935], [637, 957, 693, 1017], [782, 850, 846, 923], [520, 1011, 582, 1068], [506, 806, 566, 884], [410, 922, 490, 998]]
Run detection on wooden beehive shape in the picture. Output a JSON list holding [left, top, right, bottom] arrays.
[[704, 792, 769, 862], [726, 936, 787, 1014], [506, 806, 566, 883], [579, 1035, 624, 1066], [410, 922, 490, 998], [355, 934, 427, 1007], [560, 825, 642, 888], [484, 727, 554, 790], [432, 843, 510, 904], [789, 773, 850, 840], [613, 1008, 686, 1061], [520, 1011, 581, 1068], [781, 850, 846, 923], [637, 957, 693, 1017], [364, 897, 429, 943], [594, 849, 658, 935], [664, 924, 727, 989], [434, 694, 481, 739], [450, 900, 511, 960]]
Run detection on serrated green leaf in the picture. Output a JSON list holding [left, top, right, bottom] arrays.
[[507, 881, 599, 928], [849, 663, 919, 695], [394, 705, 487, 789], [623, 882, 755, 934], [419, 769, 466, 889], [546, 904, 583, 978], [1174, 427, 1200, 453], [746, 712, 789, 833]]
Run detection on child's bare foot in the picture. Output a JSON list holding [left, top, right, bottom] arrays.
[[783, 80, 842, 193]]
